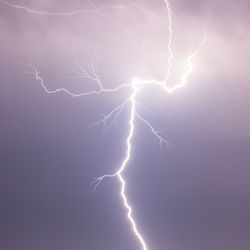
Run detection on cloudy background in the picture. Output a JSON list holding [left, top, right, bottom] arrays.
[[1, 0, 250, 249]]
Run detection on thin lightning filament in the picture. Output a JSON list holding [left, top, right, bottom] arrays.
[[2, 0, 207, 249]]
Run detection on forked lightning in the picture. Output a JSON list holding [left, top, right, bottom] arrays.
[[2, 1, 207, 249]]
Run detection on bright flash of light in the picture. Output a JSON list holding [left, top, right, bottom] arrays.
[[116, 84, 148, 250], [3, 0, 208, 249], [164, 0, 174, 84]]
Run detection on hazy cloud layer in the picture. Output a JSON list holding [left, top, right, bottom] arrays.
[[1, 1, 250, 250]]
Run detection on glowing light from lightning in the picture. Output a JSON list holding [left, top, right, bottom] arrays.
[[116, 84, 148, 250], [164, 0, 174, 84], [91, 30, 207, 250], [3, 0, 208, 249]]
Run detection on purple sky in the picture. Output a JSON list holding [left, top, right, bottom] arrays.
[[1, 0, 250, 250]]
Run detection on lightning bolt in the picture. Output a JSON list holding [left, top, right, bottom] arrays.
[[0, 0, 168, 57], [164, 0, 174, 84], [3, 0, 207, 249], [0, 0, 137, 16], [91, 36, 206, 249]]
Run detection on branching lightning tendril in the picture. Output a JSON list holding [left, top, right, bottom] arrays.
[[3, 0, 207, 249]]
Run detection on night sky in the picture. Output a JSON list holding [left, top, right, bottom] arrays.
[[1, 0, 250, 250]]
